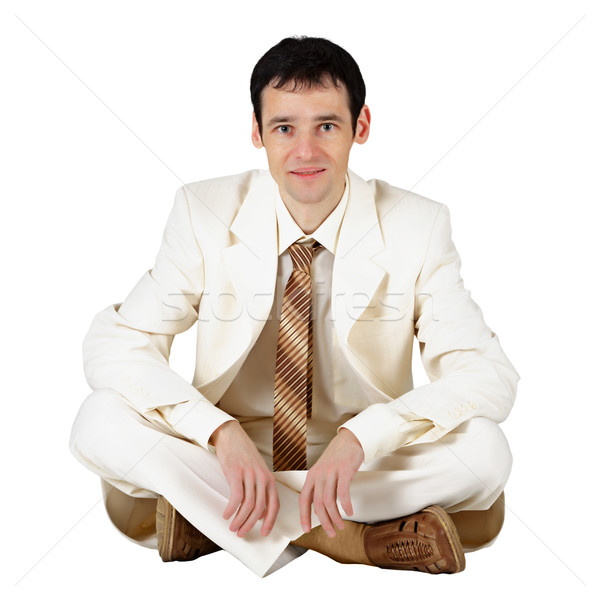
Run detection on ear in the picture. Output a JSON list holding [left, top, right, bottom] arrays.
[[353, 105, 371, 145], [251, 112, 264, 149]]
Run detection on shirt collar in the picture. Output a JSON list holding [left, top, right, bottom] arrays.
[[275, 173, 349, 256]]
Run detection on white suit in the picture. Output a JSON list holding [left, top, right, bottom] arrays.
[[70, 169, 518, 576]]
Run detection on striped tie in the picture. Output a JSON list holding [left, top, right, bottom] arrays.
[[273, 240, 322, 471]]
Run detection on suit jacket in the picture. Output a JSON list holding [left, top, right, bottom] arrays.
[[82, 169, 519, 463]]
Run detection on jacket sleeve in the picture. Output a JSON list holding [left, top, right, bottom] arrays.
[[82, 186, 235, 450], [341, 204, 520, 464]]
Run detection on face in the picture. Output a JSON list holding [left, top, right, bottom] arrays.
[[251, 79, 370, 213]]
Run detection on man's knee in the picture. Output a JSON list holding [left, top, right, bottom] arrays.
[[69, 389, 131, 461], [459, 417, 512, 505]]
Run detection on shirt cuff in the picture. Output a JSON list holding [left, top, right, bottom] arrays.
[[339, 403, 433, 464], [158, 399, 237, 451]]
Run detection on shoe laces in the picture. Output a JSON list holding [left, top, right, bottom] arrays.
[[386, 538, 434, 563]]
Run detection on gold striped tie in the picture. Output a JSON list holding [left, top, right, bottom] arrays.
[[273, 240, 322, 471]]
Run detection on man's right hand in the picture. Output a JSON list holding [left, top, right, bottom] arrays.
[[209, 420, 280, 538]]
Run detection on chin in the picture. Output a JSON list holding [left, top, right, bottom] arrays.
[[290, 191, 328, 205], [289, 183, 332, 204]]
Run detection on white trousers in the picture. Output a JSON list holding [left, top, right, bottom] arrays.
[[69, 389, 512, 577]]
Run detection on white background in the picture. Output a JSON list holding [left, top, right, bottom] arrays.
[[1, 0, 598, 598]]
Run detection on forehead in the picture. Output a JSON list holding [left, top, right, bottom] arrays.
[[260, 80, 351, 118]]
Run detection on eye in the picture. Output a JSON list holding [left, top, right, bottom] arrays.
[[277, 125, 291, 134], [321, 123, 335, 132]]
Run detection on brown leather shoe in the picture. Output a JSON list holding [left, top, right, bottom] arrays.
[[364, 505, 465, 574], [156, 496, 220, 562]]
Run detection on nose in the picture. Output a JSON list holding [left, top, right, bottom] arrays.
[[295, 131, 319, 160]]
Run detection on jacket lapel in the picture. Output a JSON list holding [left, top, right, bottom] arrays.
[[330, 170, 391, 409], [332, 170, 386, 345], [221, 171, 279, 347]]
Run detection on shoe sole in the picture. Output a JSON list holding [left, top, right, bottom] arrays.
[[156, 495, 176, 562], [422, 505, 466, 573], [156, 496, 221, 562]]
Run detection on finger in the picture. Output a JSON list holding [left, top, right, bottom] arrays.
[[238, 474, 267, 537], [261, 479, 280, 536], [323, 473, 345, 532], [223, 476, 243, 521], [337, 474, 354, 517], [230, 474, 255, 532], [299, 477, 314, 533], [313, 477, 335, 537]]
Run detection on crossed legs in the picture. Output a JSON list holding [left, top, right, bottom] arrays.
[[70, 389, 512, 576]]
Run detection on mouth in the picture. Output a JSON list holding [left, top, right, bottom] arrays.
[[290, 168, 326, 179]]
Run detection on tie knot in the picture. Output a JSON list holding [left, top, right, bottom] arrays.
[[288, 241, 322, 273]]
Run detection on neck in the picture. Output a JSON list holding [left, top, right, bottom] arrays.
[[282, 185, 345, 235]]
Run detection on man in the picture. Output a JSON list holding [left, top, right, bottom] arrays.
[[70, 36, 518, 577]]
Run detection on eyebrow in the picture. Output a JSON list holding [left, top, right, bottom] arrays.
[[265, 113, 346, 128]]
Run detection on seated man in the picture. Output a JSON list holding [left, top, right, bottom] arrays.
[[70, 35, 518, 577]]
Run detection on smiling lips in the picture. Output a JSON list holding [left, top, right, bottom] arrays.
[[290, 168, 326, 179]]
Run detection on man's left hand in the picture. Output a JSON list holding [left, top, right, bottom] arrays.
[[298, 427, 365, 537]]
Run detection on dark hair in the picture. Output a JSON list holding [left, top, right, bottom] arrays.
[[250, 36, 366, 136]]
